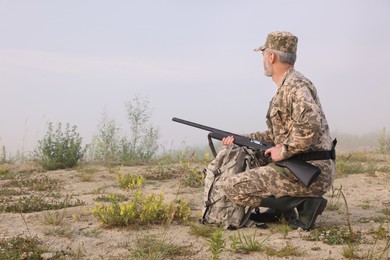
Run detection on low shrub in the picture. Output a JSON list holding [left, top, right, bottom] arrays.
[[92, 190, 190, 227], [33, 122, 84, 170]]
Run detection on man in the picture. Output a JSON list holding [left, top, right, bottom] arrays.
[[221, 31, 336, 230]]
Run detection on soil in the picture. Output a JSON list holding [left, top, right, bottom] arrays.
[[0, 161, 389, 260]]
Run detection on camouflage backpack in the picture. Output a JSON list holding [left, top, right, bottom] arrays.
[[199, 145, 260, 229]]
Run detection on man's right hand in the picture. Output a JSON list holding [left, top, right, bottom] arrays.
[[222, 136, 235, 146]]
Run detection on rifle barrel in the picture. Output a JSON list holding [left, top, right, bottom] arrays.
[[172, 117, 236, 136]]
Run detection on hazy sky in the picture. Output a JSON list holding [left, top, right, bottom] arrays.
[[1, 0, 389, 155]]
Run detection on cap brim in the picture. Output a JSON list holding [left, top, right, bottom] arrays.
[[253, 45, 266, 52]]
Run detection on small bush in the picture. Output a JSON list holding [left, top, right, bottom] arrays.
[[34, 122, 84, 170], [116, 168, 145, 190], [92, 190, 191, 227], [181, 168, 204, 188], [178, 150, 205, 188]]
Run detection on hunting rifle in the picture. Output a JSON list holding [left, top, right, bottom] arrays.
[[172, 117, 320, 187]]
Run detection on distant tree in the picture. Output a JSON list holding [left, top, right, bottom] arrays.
[[123, 95, 160, 163], [87, 110, 122, 164], [86, 95, 160, 165], [378, 128, 390, 153]]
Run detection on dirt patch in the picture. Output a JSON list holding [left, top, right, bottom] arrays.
[[0, 164, 389, 259]]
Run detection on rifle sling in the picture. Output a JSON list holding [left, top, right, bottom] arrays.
[[208, 133, 218, 158]]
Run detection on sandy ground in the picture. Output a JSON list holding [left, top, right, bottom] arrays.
[[0, 162, 389, 259]]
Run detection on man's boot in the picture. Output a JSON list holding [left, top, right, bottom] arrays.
[[259, 196, 327, 231], [289, 197, 327, 230]]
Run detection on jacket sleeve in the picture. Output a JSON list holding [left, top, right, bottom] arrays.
[[246, 130, 275, 145]]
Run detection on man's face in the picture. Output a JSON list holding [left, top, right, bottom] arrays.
[[262, 50, 273, 77]]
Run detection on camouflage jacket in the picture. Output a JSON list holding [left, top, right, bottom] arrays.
[[247, 68, 333, 159]]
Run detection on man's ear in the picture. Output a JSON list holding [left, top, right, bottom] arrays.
[[269, 51, 276, 64]]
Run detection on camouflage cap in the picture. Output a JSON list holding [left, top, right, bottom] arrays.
[[254, 31, 298, 53]]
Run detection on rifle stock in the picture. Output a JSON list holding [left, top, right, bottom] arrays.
[[172, 117, 320, 187]]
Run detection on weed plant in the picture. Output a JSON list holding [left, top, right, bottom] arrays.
[[0, 189, 24, 196], [131, 234, 195, 259], [336, 151, 390, 175], [144, 163, 178, 180], [40, 209, 67, 225], [6, 175, 62, 192], [76, 166, 98, 182], [76, 172, 94, 182], [72, 208, 92, 222], [365, 234, 390, 259], [229, 231, 268, 254], [0, 165, 10, 175], [81, 227, 102, 238], [305, 227, 360, 245], [359, 216, 390, 224], [0, 236, 71, 259], [43, 226, 74, 239], [0, 194, 85, 213], [264, 243, 304, 257], [326, 185, 344, 211], [382, 208, 390, 216], [278, 221, 293, 238], [145, 150, 206, 185], [0, 236, 45, 259], [189, 222, 217, 238], [209, 229, 225, 260], [95, 193, 128, 202], [180, 166, 204, 188]]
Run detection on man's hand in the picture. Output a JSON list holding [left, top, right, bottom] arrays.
[[265, 144, 284, 162], [222, 136, 235, 146], [222, 136, 283, 162]]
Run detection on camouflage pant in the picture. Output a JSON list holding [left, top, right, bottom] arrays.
[[220, 160, 336, 207]]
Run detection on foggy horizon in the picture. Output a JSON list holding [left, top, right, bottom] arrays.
[[1, 1, 389, 155]]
